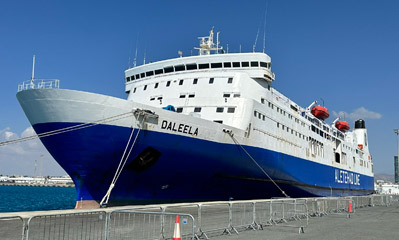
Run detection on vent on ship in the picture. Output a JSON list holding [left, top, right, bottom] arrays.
[[127, 147, 161, 172]]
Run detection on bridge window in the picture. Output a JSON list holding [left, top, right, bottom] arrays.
[[224, 62, 231, 68], [260, 62, 267, 68], [164, 66, 174, 73], [131, 75, 135, 80], [211, 63, 223, 68], [155, 69, 163, 75], [233, 62, 240, 68], [146, 71, 154, 77], [126, 76, 130, 82], [242, 62, 249, 67], [251, 61, 259, 67], [135, 74, 140, 80], [175, 65, 185, 72], [140, 73, 145, 78], [199, 63, 210, 69], [186, 63, 197, 70]]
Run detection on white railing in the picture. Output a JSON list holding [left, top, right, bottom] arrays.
[[17, 79, 60, 92]]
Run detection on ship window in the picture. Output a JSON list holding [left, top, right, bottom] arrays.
[[214, 120, 223, 124], [277, 123, 279, 128], [267, 63, 271, 69], [209, 78, 214, 84], [251, 61, 259, 67], [193, 78, 198, 84], [227, 107, 235, 113], [164, 66, 174, 73], [282, 125, 285, 130], [211, 62, 223, 68], [179, 79, 184, 85], [133, 88, 136, 93], [194, 107, 201, 112], [262, 115, 265, 121], [216, 107, 224, 113], [135, 74, 140, 79], [233, 62, 240, 68], [175, 65, 185, 72], [146, 71, 154, 77], [224, 62, 232, 68], [155, 69, 163, 75], [223, 93, 230, 98], [260, 62, 267, 68], [242, 62, 249, 67], [186, 63, 197, 70], [180, 94, 185, 98], [166, 81, 171, 87], [254, 111, 257, 117], [176, 108, 183, 113], [311, 125, 316, 132], [199, 63, 210, 69], [141, 73, 145, 78], [144, 85, 147, 91], [158, 96, 162, 100], [261, 98, 265, 104], [258, 113, 261, 119], [150, 97, 155, 101], [188, 94, 195, 98], [233, 93, 240, 97], [228, 78, 233, 83], [126, 76, 130, 82], [154, 83, 159, 88]]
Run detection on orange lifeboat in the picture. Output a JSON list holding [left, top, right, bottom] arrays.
[[335, 121, 350, 132], [311, 106, 329, 120]]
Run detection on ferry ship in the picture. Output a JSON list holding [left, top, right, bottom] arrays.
[[16, 29, 374, 208]]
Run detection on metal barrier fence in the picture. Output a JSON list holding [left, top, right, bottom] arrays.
[[0, 216, 24, 240], [1, 194, 398, 240]]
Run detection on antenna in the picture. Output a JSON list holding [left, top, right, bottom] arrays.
[[134, 33, 139, 67], [143, 48, 146, 65], [263, 1, 269, 53], [239, 44, 242, 53], [227, 44, 229, 53], [31, 55, 35, 84]]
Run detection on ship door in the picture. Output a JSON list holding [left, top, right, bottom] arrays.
[[334, 140, 342, 164]]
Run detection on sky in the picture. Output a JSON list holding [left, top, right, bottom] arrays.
[[0, 0, 398, 176]]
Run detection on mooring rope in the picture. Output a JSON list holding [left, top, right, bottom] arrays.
[[0, 112, 134, 147], [226, 130, 290, 198], [100, 113, 146, 207]]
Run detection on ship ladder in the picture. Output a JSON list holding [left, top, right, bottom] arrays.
[[99, 110, 147, 207], [223, 129, 290, 198]]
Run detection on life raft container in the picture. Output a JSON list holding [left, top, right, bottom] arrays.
[[335, 121, 350, 132], [311, 106, 329, 120]]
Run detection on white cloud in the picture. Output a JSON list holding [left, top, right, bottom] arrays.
[[0, 126, 66, 176], [332, 107, 382, 121]]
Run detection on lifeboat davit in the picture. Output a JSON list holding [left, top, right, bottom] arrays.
[[311, 106, 329, 120], [335, 121, 350, 132]]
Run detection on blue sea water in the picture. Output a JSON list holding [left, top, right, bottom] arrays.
[[0, 185, 76, 213]]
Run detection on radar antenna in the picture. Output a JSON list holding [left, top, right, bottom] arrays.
[[194, 27, 223, 55]]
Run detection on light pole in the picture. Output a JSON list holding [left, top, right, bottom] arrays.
[[394, 129, 399, 183]]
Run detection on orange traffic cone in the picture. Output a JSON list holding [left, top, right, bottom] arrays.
[[348, 202, 353, 213], [173, 215, 181, 240]]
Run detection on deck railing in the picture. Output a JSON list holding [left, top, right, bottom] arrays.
[[17, 79, 60, 92]]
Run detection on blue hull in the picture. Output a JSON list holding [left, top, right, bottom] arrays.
[[34, 122, 374, 205]]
